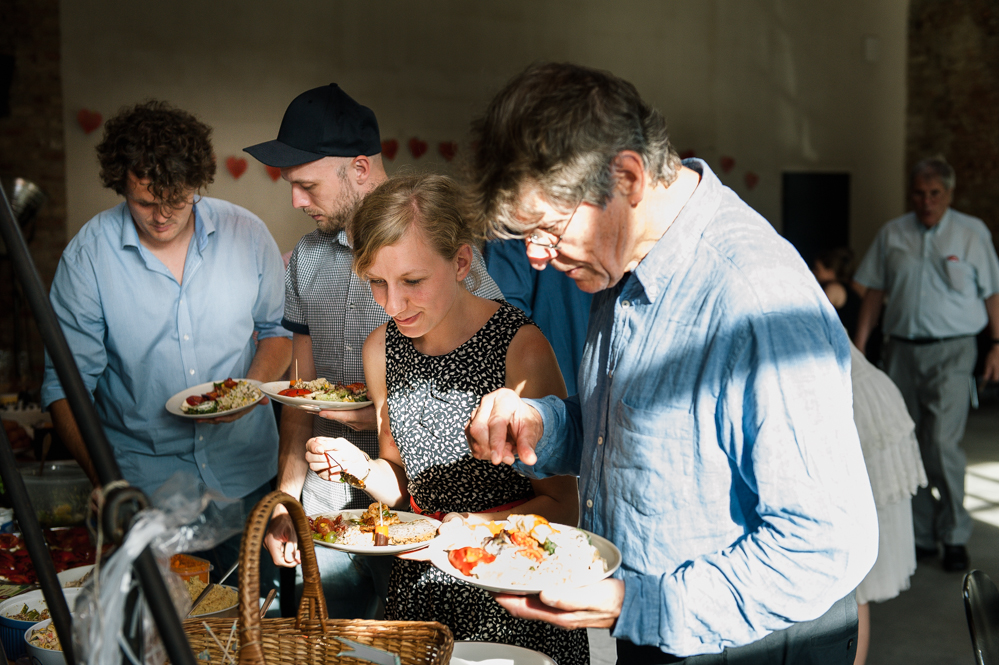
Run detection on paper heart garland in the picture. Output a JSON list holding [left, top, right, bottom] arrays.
[[720, 156, 735, 173], [265, 165, 281, 182], [408, 137, 428, 159], [77, 109, 102, 134], [744, 172, 759, 189], [226, 156, 248, 180], [678, 149, 696, 160], [438, 141, 458, 162], [381, 139, 398, 160]]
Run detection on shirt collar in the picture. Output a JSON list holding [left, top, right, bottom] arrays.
[[336, 228, 352, 248], [118, 199, 214, 251], [632, 158, 722, 303]]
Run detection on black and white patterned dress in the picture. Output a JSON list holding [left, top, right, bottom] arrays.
[[384, 301, 589, 665]]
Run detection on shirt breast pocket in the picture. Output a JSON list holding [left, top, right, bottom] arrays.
[[944, 258, 974, 295], [611, 400, 696, 517]]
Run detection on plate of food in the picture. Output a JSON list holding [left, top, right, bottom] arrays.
[[165, 378, 263, 418], [308, 503, 440, 555], [260, 379, 372, 411], [429, 514, 620, 595]]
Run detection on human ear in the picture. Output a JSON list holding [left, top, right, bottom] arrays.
[[454, 244, 473, 281], [610, 151, 647, 204], [353, 156, 371, 185]]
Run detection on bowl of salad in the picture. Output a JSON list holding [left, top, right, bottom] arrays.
[[24, 617, 69, 665], [0, 588, 81, 660]]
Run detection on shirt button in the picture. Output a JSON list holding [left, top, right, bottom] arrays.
[[199, 436, 204, 441], [597, 436, 603, 446], [586, 499, 593, 508], [345, 344, 353, 351], [201, 464, 206, 469], [189, 369, 195, 375], [183, 334, 190, 341], [622, 300, 631, 308]]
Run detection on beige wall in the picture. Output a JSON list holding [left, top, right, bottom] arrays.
[[60, 0, 908, 258]]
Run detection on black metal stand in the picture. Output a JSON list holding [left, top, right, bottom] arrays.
[[0, 182, 198, 665]]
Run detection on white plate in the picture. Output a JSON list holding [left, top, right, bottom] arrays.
[[430, 524, 622, 595], [260, 381, 372, 412], [308, 510, 441, 556], [164, 379, 263, 419], [55, 564, 94, 588], [450, 641, 556, 665]]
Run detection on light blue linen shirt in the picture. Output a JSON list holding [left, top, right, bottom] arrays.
[[41, 197, 290, 499], [854, 209, 999, 338], [518, 160, 878, 656]]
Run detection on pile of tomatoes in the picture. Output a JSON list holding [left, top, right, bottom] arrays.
[[0, 527, 103, 584]]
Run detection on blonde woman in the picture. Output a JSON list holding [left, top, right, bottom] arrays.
[[305, 174, 589, 664]]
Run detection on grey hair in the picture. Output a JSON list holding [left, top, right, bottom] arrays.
[[910, 155, 956, 191]]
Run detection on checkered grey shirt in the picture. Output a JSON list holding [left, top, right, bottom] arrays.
[[284, 228, 503, 513]]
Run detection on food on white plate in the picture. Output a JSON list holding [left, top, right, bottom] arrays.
[[278, 378, 368, 403], [443, 514, 608, 587], [184, 577, 237, 615], [180, 378, 262, 414], [6, 604, 49, 621], [309, 504, 436, 547], [28, 623, 61, 651]]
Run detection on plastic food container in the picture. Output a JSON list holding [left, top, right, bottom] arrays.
[[16, 461, 91, 527], [170, 553, 212, 585], [0, 588, 81, 661]]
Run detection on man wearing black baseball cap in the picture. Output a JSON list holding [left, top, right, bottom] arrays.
[[244, 84, 502, 619]]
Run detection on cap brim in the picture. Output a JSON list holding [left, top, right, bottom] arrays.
[[243, 140, 326, 168]]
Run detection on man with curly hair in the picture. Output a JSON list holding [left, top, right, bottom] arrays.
[[463, 63, 878, 664], [41, 101, 292, 579]]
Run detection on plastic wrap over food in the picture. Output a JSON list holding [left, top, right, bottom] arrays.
[[72, 472, 242, 665]]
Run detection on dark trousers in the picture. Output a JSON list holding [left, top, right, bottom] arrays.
[[192, 480, 278, 597], [616, 592, 857, 665]]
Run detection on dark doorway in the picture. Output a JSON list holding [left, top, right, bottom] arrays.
[[782, 172, 850, 266]]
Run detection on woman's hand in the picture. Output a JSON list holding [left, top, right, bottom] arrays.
[[305, 436, 370, 484]]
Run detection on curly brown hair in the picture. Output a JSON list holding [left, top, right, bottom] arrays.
[[96, 100, 216, 208]]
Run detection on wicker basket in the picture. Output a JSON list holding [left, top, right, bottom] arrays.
[[183, 491, 453, 665]]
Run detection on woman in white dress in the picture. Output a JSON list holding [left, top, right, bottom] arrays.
[[848, 341, 927, 665]]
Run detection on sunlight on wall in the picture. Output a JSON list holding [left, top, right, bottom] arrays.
[[966, 462, 999, 528]]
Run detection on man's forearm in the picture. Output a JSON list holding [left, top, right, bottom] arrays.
[[49, 399, 99, 487], [853, 288, 885, 352], [246, 336, 292, 383], [276, 406, 313, 499]]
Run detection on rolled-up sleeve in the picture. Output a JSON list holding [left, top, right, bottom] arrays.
[[252, 224, 292, 341]]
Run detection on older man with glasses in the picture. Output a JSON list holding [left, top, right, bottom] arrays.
[[463, 63, 879, 665]]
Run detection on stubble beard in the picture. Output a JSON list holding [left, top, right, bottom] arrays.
[[312, 187, 364, 235]]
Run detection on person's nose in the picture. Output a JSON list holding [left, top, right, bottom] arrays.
[[524, 242, 555, 269], [291, 185, 309, 210], [383, 284, 407, 317]]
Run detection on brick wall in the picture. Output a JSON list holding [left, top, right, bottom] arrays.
[[908, 0, 999, 240], [0, 0, 66, 396]]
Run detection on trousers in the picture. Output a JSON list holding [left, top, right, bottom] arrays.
[[883, 336, 976, 547], [616, 592, 858, 664]]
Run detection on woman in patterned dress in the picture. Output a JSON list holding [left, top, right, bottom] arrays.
[[304, 174, 589, 664]]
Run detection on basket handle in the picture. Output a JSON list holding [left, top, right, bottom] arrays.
[[237, 490, 328, 665]]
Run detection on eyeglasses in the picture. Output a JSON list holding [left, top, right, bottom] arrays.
[[526, 201, 582, 252]]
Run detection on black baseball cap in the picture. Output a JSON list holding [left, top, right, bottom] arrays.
[[243, 83, 381, 168]]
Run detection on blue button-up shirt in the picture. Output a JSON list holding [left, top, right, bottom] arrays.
[[484, 238, 593, 395], [854, 209, 999, 338], [518, 160, 877, 656], [41, 197, 290, 499]]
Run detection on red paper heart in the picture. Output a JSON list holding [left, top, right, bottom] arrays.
[[381, 139, 399, 160], [226, 156, 248, 180], [408, 137, 428, 159], [678, 149, 696, 160], [265, 165, 281, 182], [744, 172, 759, 189], [438, 141, 458, 162], [77, 109, 102, 135], [720, 156, 735, 173]]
